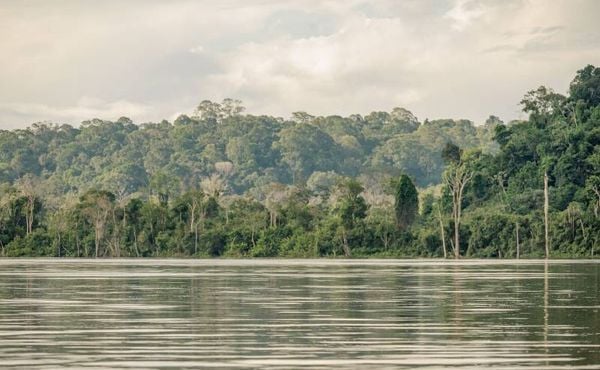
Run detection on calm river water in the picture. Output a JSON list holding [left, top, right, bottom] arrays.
[[0, 259, 598, 369]]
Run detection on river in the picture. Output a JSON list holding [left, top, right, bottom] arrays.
[[0, 259, 598, 369]]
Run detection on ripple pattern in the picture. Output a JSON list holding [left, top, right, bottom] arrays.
[[0, 259, 598, 369]]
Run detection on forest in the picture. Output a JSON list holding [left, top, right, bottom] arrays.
[[0, 65, 598, 258]]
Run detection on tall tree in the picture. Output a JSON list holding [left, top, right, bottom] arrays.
[[15, 174, 40, 235], [79, 190, 115, 258], [335, 179, 368, 257], [544, 172, 550, 258], [442, 143, 473, 258], [392, 174, 419, 231]]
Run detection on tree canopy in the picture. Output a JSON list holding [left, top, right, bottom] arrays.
[[0, 65, 598, 259]]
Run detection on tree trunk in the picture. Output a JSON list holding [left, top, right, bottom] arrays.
[[112, 210, 120, 257], [194, 224, 198, 255], [445, 168, 471, 259], [453, 199, 460, 259], [379, 232, 390, 251], [26, 197, 34, 235], [438, 207, 447, 258], [133, 227, 140, 257], [544, 172, 550, 259], [57, 232, 61, 257], [95, 225, 100, 258], [76, 227, 80, 257], [341, 229, 351, 257], [190, 202, 196, 234], [454, 221, 460, 258], [516, 221, 520, 259], [592, 187, 600, 218]]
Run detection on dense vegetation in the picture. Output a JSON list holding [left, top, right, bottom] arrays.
[[1, 65, 598, 258]]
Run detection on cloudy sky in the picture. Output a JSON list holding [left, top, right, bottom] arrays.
[[1, 0, 599, 128]]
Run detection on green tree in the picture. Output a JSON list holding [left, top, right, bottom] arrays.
[[392, 174, 419, 231], [334, 179, 368, 256]]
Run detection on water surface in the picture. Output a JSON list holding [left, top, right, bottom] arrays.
[[0, 259, 598, 369]]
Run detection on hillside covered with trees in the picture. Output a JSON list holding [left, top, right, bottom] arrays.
[[0, 65, 598, 258]]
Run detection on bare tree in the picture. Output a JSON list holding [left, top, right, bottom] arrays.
[[436, 202, 447, 258], [516, 220, 520, 259], [185, 190, 204, 255], [544, 172, 550, 258], [80, 190, 115, 258], [16, 174, 40, 235], [265, 183, 287, 228], [443, 164, 473, 258], [200, 174, 226, 198]]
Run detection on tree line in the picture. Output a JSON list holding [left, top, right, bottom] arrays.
[[0, 65, 598, 258]]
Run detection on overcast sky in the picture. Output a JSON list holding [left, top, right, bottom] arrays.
[[1, 0, 599, 129]]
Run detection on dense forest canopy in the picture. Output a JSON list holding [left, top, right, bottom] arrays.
[[0, 101, 494, 195], [0, 65, 598, 258]]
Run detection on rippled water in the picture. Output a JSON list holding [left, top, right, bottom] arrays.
[[0, 259, 598, 369]]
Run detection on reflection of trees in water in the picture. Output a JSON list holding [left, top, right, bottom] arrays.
[[1, 261, 600, 366], [544, 260, 549, 365], [451, 264, 463, 326]]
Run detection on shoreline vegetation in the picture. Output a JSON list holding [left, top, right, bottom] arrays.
[[1, 258, 599, 262], [1, 65, 599, 258]]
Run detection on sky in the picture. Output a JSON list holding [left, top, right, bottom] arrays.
[[0, 0, 599, 129]]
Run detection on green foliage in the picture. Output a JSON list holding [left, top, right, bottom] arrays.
[[442, 142, 462, 164], [392, 175, 419, 231], [335, 179, 368, 230], [0, 65, 599, 259], [5, 229, 54, 257]]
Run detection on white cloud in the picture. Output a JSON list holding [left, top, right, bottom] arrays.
[[0, 98, 153, 129], [189, 45, 205, 54], [0, 0, 599, 128], [203, 15, 428, 117], [444, 0, 486, 31], [199, 0, 600, 121]]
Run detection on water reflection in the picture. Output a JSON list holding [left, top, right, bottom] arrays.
[[545, 260, 549, 366], [0, 259, 598, 369]]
